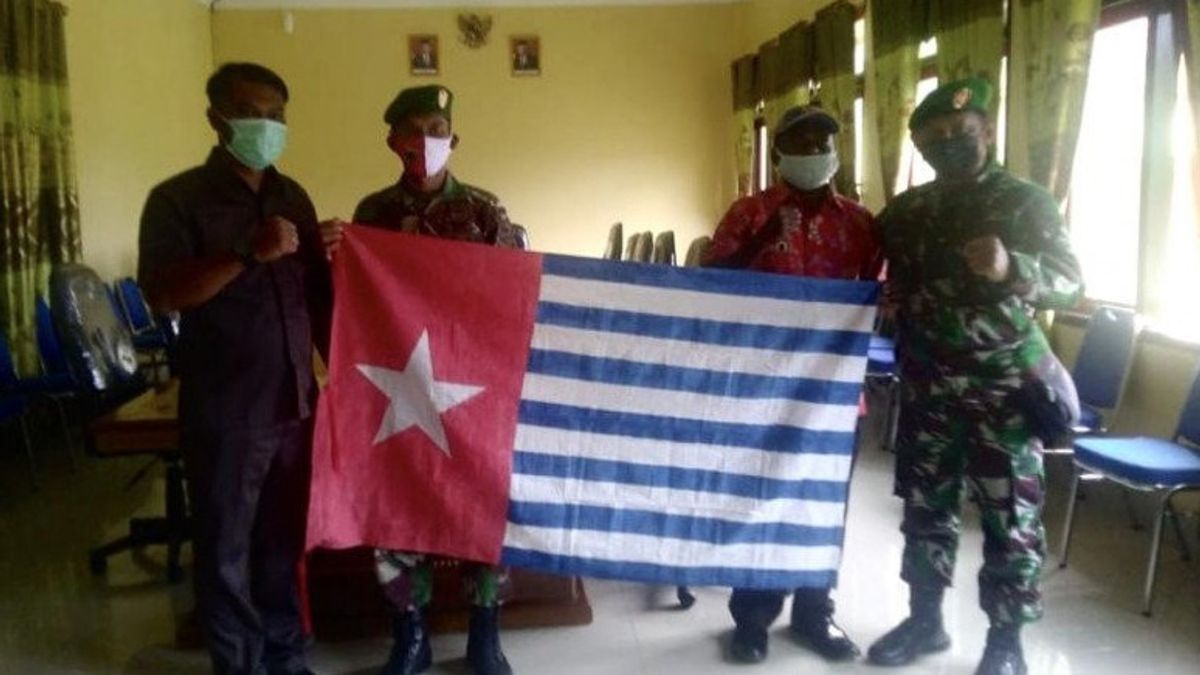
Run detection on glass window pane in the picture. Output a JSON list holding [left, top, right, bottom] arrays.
[[918, 36, 938, 60], [1068, 17, 1149, 306], [895, 76, 940, 193], [854, 96, 864, 197], [854, 18, 866, 76], [1150, 57, 1200, 340]]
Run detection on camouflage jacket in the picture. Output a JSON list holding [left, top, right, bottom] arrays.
[[353, 173, 520, 248], [879, 166, 1083, 380]]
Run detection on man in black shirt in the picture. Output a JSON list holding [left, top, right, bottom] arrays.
[[138, 62, 331, 675]]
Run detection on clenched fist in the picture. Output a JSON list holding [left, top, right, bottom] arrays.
[[319, 217, 347, 261], [962, 235, 1010, 283], [252, 216, 300, 263]]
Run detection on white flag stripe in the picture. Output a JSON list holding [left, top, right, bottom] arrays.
[[529, 323, 869, 383], [540, 274, 878, 333], [508, 473, 848, 528], [502, 524, 844, 572], [520, 373, 861, 433], [514, 425, 853, 482]]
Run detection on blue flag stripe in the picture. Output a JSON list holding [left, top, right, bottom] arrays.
[[507, 501, 845, 547], [517, 401, 856, 455], [511, 451, 848, 503], [536, 302, 871, 356], [500, 548, 839, 589], [541, 254, 880, 306], [526, 349, 862, 405]]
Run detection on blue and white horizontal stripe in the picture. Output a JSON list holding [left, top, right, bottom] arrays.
[[500, 255, 879, 589]]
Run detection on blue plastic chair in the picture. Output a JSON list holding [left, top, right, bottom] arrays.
[[1058, 367, 1200, 616], [866, 334, 900, 452], [0, 330, 39, 487], [115, 277, 173, 351], [1064, 306, 1139, 442]]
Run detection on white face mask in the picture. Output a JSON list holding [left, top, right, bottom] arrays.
[[423, 135, 453, 177], [777, 152, 840, 191]]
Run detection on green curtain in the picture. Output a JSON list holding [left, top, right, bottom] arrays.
[[931, 0, 1004, 120], [813, 1, 858, 199], [731, 55, 758, 197], [870, 0, 928, 200], [1185, 0, 1199, 137], [1012, 0, 1101, 204], [758, 39, 790, 133], [1, 0, 81, 374]]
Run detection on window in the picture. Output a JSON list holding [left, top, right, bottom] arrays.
[[895, 76, 940, 193], [854, 17, 865, 196], [753, 111, 769, 194], [1152, 57, 1200, 340], [1068, 17, 1149, 307], [1067, 3, 1200, 343]]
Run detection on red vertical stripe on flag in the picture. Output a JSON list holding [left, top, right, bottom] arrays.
[[307, 226, 542, 564]]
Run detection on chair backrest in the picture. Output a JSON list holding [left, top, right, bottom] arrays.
[[116, 277, 155, 333], [632, 231, 654, 262], [652, 231, 676, 265], [683, 236, 711, 267], [603, 223, 623, 260], [1175, 367, 1200, 447], [1071, 306, 1138, 410], [50, 264, 139, 391], [35, 296, 72, 377]]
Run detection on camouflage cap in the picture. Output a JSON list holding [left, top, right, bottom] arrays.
[[383, 85, 453, 126], [908, 78, 992, 132]]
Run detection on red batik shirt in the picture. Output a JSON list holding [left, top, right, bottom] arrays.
[[703, 184, 883, 282], [704, 183, 883, 416]]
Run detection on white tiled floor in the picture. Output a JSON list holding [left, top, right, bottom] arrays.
[[1, 406, 1198, 674]]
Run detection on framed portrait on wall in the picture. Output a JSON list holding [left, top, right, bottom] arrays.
[[409, 35, 439, 75], [510, 36, 541, 76]]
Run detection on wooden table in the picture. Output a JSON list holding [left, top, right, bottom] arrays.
[[88, 380, 592, 643]]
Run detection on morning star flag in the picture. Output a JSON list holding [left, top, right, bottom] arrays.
[[307, 225, 879, 589]]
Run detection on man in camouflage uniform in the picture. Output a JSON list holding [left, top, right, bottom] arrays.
[[865, 79, 1082, 675], [322, 85, 518, 675]]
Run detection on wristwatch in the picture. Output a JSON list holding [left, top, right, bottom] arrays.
[[232, 238, 258, 268]]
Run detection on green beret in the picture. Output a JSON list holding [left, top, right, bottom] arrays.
[[383, 85, 453, 126], [908, 78, 992, 131]]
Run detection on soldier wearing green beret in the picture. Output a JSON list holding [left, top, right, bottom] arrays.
[[320, 84, 518, 675], [865, 78, 1082, 675]]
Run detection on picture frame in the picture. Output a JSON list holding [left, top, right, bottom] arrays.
[[409, 34, 439, 76], [510, 36, 541, 77]]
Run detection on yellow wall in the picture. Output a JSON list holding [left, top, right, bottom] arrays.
[[64, 0, 215, 280], [211, 4, 742, 257]]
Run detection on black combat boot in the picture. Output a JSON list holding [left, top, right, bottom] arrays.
[[728, 625, 769, 664], [867, 586, 952, 666], [379, 607, 432, 675], [789, 588, 861, 662], [465, 605, 513, 675], [974, 625, 1027, 675]]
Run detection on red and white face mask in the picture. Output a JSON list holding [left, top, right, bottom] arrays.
[[388, 134, 453, 179]]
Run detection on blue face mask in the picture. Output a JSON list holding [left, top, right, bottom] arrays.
[[224, 117, 287, 171]]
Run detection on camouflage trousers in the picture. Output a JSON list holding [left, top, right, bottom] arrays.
[[375, 549, 508, 611], [894, 373, 1045, 627]]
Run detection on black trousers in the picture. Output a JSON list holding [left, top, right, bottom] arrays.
[[729, 586, 834, 633], [184, 420, 311, 675]]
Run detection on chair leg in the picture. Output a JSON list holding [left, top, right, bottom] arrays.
[[1165, 502, 1193, 562], [1142, 493, 1172, 617], [1059, 466, 1083, 568], [883, 377, 900, 453], [51, 396, 78, 472], [1121, 487, 1143, 531]]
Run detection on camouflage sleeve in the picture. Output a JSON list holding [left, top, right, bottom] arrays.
[[1006, 187, 1083, 311], [481, 196, 522, 249]]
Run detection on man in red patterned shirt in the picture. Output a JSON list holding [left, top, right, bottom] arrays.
[[704, 105, 882, 666]]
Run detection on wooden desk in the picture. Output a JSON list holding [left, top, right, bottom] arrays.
[[88, 380, 591, 642]]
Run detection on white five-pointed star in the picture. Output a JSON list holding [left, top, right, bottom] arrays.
[[356, 330, 485, 456]]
